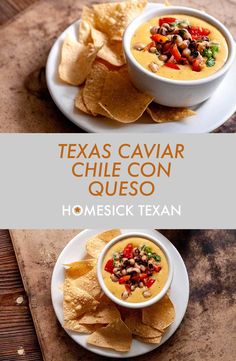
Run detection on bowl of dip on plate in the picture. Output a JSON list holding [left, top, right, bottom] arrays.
[[97, 232, 174, 309], [123, 6, 236, 107]]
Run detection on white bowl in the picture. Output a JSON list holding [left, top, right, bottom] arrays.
[[97, 232, 174, 309], [123, 6, 236, 107]]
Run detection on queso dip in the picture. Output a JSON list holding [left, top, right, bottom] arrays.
[[102, 237, 168, 303], [131, 14, 228, 80]]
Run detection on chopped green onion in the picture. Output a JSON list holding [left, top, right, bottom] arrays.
[[203, 49, 213, 58], [206, 57, 215, 67], [178, 20, 189, 28], [210, 43, 220, 51], [144, 246, 152, 253], [210, 44, 219, 59], [153, 254, 161, 262]]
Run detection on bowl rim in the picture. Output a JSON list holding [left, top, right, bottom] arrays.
[[123, 5, 236, 86], [97, 231, 174, 309]]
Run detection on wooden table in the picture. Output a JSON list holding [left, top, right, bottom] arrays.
[[0, 1, 236, 360], [0, 230, 42, 361]]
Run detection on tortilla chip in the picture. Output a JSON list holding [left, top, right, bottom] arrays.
[[99, 70, 154, 123], [125, 309, 163, 338], [74, 268, 102, 299], [58, 34, 101, 85], [86, 229, 121, 258], [92, 0, 147, 41], [82, 62, 109, 116], [78, 302, 120, 325], [64, 279, 99, 319], [81, 6, 96, 27], [75, 87, 91, 114], [64, 259, 96, 279], [78, 20, 92, 44], [87, 318, 132, 352], [142, 295, 175, 331], [135, 335, 162, 344], [64, 320, 103, 333], [91, 27, 125, 66], [147, 103, 196, 123], [86, 236, 107, 258], [97, 229, 121, 242]]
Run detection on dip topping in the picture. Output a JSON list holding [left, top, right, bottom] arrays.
[[104, 243, 163, 300], [133, 16, 220, 73]]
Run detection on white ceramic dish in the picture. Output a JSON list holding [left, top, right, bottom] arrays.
[[97, 231, 174, 309], [123, 6, 236, 107], [51, 229, 189, 358], [46, 2, 236, 133]]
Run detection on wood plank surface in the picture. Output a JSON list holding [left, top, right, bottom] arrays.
[[0, 0, 38, 25], [0, 230, 42, 361], [0, 0, 235, 132], [8, 229, 236, 361]]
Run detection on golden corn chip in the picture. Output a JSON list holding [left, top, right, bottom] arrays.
[[82, 62, 110, 116], [64, 259, 96, 279], [81, 6, 96, 27], [74, 268, 102, 299], [97, 229, 121, 242], [134, 335, 162, 344], [75, 87, 91, 114], [64, 319, 103, 333], [99, 70, 154, 123], [87, 318, 132, 352], [86, 229, 121, 258], [147, 103, 196, 123], [91, 27, 125, 67], [142, 295, 175, 331], [58, 34, 101, 85], [78, 302, 120, 325], [92, 0, 147, 41], [64, 279, 99, 319], [86, 236, 107, 258], [78, 20, 92, 45], [125, 309, 163, 338]]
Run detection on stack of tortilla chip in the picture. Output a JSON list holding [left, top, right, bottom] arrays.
[[63, 229, 175, 352], [58, 0, 196, 124]]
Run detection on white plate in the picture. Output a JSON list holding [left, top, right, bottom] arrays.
[[51, 229, 189, 358], [46, 3, 236, 133]]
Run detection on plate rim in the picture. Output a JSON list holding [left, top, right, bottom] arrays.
[[51, 229, 190, 358]]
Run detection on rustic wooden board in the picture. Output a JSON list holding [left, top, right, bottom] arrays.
[[10, 229, 236, 361], [0, 230, 42, 361], [0, 0, 235, 133]]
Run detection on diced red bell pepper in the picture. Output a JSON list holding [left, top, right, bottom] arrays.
[[123, 243, 133, 258], [159, 17, 177, 26], [139, 273, 148, 280], [154, 265, 162, 273], [192, 59, 202, 72], [170, 44, 181, 62], [125, 284, 132, 293], [133, 273, 148, 281], [144, 41, 155, 51], [104, 259, 114, 273], [151, 34, 169, 43], [189, 26, 210, 40], [145, 278, 156, 288], [119, 275, 131, 284], [164, 62, 180, 70]]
